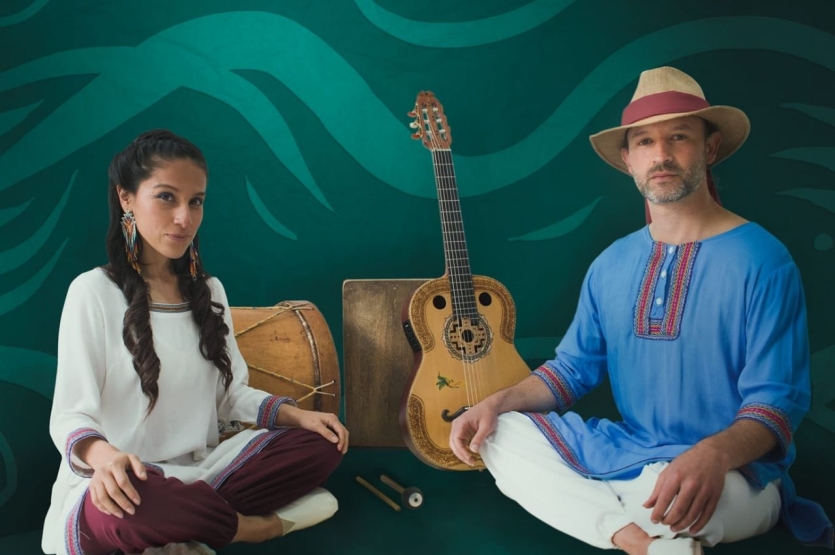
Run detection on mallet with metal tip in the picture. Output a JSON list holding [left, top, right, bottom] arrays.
[[380, 474, 424, 509]]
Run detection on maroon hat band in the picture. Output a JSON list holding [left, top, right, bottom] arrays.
[[621, 91, 711, 126]]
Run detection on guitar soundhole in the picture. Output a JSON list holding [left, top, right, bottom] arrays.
[[478, 292, 492, 306], [443, 315, 492, 361], [432, 296, 447, 310]]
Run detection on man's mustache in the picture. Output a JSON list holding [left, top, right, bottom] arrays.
[[646, 161, 683, 178]]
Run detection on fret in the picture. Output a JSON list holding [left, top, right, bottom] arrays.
[[430, 149, 477, 317]]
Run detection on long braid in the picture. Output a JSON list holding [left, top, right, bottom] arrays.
[[105, 129, 233, 413], [121, 275, 161, 412]]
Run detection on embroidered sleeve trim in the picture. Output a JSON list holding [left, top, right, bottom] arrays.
[[525, 412, 590, 475], [65, 428, 106, 477], [256, 395, 297, 429], [735, 403, 792, 457], [532, 364, 576, 412]]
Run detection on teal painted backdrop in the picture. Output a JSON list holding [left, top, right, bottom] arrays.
[[1, 0, 833, 551]]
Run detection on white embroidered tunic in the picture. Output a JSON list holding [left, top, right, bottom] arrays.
[[42, 269, 292, 555]]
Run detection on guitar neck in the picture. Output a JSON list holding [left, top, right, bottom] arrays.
[[431, 149, 477, 319]]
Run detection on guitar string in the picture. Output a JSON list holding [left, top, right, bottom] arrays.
[[433, 141, 483, 407], [438, 148, 478, 404], [443, 150, 482, 406], [444, 146, 484, 406], [422, 106, 473, 406], [434, 147, 472, 408], [432, 144, 475, 410], [444, 150, 486, 406]]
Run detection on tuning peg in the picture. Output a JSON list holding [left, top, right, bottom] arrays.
[[409, 121, 419, 129], [411, 132, 421, 140], [407, 110, 416, 117]]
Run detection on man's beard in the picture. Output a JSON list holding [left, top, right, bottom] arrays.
[[635, 158, 706, 204]]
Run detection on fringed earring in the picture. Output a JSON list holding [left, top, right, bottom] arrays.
[[189, 241, 198, 281], [121, 210, 142, 275]]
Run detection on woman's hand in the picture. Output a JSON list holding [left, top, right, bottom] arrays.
[[88, 447, 147, 518], [278, 404, 349, 454]]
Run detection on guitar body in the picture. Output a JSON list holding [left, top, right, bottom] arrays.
[[400, 274, 531, 471]]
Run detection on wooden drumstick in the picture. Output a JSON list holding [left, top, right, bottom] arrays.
[[355, 476, 401, 512], [380, 474, 424, 509]]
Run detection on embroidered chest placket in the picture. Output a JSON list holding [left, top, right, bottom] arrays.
[[634, 241, 700, 340]]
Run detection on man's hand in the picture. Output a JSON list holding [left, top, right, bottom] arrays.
[[644, 443, 728, 534], [278, 404, 349, 454], [448, 375, 558, 465], [449, 399, 499, 466], [89, 449, 147, 518]]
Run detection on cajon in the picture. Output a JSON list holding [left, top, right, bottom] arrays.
[[342, 279, 428, 448]]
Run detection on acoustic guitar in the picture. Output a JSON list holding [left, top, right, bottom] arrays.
[[400, 91, 531, 471]]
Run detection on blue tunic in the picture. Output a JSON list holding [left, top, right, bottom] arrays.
[[528, 223, 833, 547]]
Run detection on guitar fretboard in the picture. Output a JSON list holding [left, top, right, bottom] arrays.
[[432, 149, 478, 319]]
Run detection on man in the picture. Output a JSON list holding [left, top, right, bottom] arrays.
[[449, 67, 833, 555]]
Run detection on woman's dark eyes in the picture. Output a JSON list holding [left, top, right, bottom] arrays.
[[156, 193, 203, 206]]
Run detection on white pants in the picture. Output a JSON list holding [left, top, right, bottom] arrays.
[[480, 412, 781, 550]]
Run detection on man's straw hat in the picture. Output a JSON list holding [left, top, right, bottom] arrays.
[[589, 67, 750, 173]]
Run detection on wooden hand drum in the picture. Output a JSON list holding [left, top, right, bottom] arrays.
[[230, 301, 340, 414]]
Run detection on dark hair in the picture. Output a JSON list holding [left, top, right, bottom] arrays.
[[104, 129, 232, 413]]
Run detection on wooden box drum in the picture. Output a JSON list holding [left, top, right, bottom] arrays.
[[230, 301, 340, 415]]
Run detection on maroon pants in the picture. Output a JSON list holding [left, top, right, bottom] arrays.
[[77, 429, 342, 555]]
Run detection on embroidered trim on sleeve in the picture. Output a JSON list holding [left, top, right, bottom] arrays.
[[532, 364, 576, 412], [65, 428, 106, 477], [525, 412, 590, 475], [256, 395, 297, 429], [735, 403, 792, 456]]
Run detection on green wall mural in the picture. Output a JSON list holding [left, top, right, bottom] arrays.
[[0, 0, 832, 547]]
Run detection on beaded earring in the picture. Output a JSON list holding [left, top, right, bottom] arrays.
[[121, 210, 142, 275], [189, 241, 198, 281]]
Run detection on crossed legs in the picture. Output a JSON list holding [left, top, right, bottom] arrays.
[[77, 429, 342, 554], [479, 412, 780, 554]]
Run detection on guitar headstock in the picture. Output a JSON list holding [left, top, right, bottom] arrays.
[[408, 91, 452, 150]]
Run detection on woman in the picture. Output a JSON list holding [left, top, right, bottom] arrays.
[[42, 129, 348, 555]]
